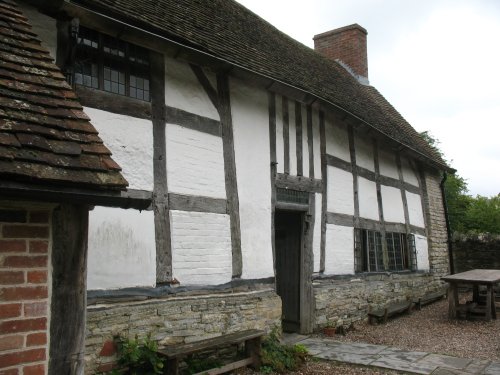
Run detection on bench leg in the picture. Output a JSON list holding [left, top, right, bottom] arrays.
[[245, 337, 262, 369], [383, 308, 388, 324], [164, 358, 179, 375]]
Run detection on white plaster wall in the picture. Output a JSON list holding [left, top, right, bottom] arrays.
[[313, 193, 322, 273], [327, 166, 354, 215], [402, 157, 420, 187], [378, 149, 399, 180], [355, 136, 375, 172], [276, 94, 285, 174], [230, 79, 274, 279], [170, 210, 232, 285], [84, 107, 154, 191], [312, 108, 321, 179], [165, 57, 219, 120], [381, 185, 405, 223], [19, 4, 57, 61], [302, 104, 309, 178], [325, 118, 350, 162], [407, 192, 425, 228], [324, 224, 354, 275], [88, 207, 156, 289], [415, 234, 430, 271], [288, 100, 297, 176], [166, 123, 226, 198], [358, 177, 379, 220]]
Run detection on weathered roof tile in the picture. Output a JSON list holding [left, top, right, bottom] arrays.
[[71, 0, 447, 168], [0, 0, 127, 190]]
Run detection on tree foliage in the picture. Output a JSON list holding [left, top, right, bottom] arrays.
[[420, 131, 500, 234]]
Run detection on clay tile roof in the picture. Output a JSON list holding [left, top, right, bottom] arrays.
[[70, 0, 448, 169], [0, 0, 127, 190]]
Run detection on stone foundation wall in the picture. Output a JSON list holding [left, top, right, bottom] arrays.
[[314, 272, 446, 329], [85, 289, 281, 374]]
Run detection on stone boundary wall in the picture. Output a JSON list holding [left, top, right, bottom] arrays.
[[314, 272, 446, 329], [85, 289, 281, 374], [452, 234, 500, 273]]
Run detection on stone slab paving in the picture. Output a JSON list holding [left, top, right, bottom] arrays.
[[287, 335, 500, 374]]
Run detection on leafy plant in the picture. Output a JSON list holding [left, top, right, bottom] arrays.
[[112, 334, 165, 375], [260, 327, 309, 373]]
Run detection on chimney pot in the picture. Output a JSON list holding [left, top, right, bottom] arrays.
[[313, 24, 368, 81]]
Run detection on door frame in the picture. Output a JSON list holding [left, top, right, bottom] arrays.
[[274, 193, 316, 334]]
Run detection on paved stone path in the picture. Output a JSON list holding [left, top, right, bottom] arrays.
[[283, 334, 500, 374]]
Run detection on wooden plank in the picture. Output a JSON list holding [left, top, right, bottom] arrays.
[[326, 212, 354, 227], [49, 204, 88, 375], [301, 192, 316, 333], [190, 64, 220, 112], [55, 19, 70, 71], [150, 50, 172, 283], [193, 357, 254, 375], [307, 105, 314, 178], [74, 85, 152, 120], [275, 173, 322, 193], [373, 139, 387, 269], [282, 96, 290, 174], [295, 101, 303, 176], [319, 111, 327, 273], [348, 126, 359, 228], [325, 154, 352, 173], [165, 106, 221, 137], [357, 166, 376, 181], [268, 92, 277, 274], [158, 330, 264, 358], [168, 193, 227, 214], [442, 269, 500, 283], [217, 73, 242, 278]]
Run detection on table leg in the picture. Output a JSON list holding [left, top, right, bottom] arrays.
[[448, 283, 458, 319], [485, 285, 492, 321], [472, 285, 479, 303], [491, 286, 497, 319]]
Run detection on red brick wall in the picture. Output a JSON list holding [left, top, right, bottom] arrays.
[[313, 24, 368, 79], [0, 206, 51, 375]]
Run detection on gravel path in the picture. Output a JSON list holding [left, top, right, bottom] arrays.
[[333, 297, 500, 361]]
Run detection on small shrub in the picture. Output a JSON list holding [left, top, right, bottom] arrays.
[[260, 327, 309, 374], [112, 334, 165, 375]]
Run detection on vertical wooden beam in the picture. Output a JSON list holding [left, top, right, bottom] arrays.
[[300, 193, 316, 334], [268, 92, 277, 273], [319, 111, 327, 273], [49, 204, 88, 375], [282, 97, 290, 175], [373, 140, 387, 269], [217, 73, 242, 278], [396, 153, 411, 235], [348, 126, 359, 227], [151, 51, 172, 283], [295, 102, 303, 176], [307, 105, 314, 178]]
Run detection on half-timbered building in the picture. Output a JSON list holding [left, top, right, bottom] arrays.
[[10, 0, 452, 372]]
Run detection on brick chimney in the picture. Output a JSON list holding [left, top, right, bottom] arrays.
[[313, 24, 368, 82]]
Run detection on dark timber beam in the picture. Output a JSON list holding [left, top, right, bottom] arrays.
[[319, 111, 327, 273], [168, 193, 227, 214], [282, 96, 290, 174], [307, 105, 314, 178], [373, 139, 388, 268], [268, 92, 277, 278], [295, 102, 303, 176], [165, 106, 221, 137], [396, 153, 412, 236], [217, 73, 242, 278], [348, 126, 360, 228], [190, 64, 220, 112], [151, 51, 172, 284]]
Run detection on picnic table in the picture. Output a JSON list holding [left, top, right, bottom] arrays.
[[442, 269, 500, 321]]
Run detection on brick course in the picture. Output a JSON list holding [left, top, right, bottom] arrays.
[[0, 207, 51, 375]]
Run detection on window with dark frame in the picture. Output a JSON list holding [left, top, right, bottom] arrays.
[[74, 26, 150, 102], [354, 229, 417, 273]]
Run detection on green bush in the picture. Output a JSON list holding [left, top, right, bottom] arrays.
[[111, 334, 165, 375], [260, 328, 309, 374]]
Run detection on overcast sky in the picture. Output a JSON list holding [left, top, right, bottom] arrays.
[[236, 0, 500, 197]]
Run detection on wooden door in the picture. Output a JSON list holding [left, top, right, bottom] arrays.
[[275, 211, 302, 332]]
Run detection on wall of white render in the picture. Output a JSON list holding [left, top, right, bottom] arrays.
[[324, 224, 354, 274]]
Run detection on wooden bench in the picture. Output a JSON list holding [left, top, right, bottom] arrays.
[[368, 301, 412, 324], [157, 329, 265, 375], [414, 290, 447, 310]]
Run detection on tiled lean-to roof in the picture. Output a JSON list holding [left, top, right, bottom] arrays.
[[71, 0, 448, 170], [0, 0, 127, 190]]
